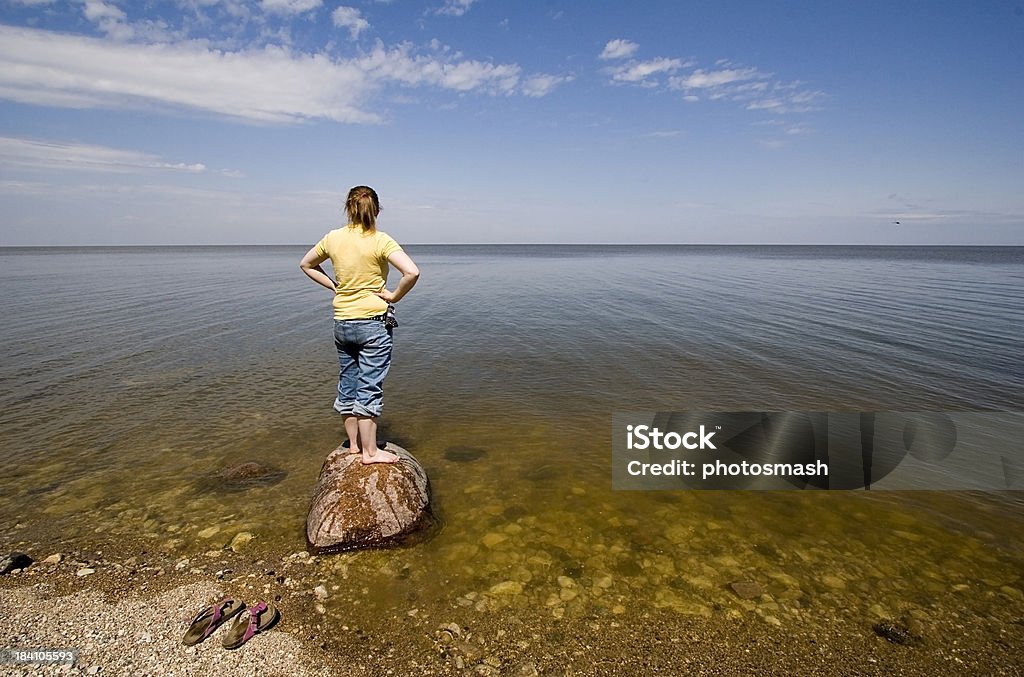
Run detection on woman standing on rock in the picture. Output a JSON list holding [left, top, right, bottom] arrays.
[[300, 186, 420, 464]]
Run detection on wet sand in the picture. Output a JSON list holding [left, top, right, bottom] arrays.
[[2, 536, 1022, 676]]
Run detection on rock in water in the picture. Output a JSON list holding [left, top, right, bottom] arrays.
[[306, 442, 432, 554], [443, 446, 487, 463], [215, 461, 287, 489], [873, 620, 915, 645], [729, 580, 763, 600]]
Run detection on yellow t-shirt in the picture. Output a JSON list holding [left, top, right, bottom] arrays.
[[314, 225, 404, 320]]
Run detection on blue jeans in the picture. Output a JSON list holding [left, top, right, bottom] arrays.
[[332, 319, 393, 418]]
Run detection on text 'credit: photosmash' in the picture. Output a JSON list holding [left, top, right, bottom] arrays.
[[611, 412, 1024, 490]]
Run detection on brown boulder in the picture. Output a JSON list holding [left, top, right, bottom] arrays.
[[306, 442, 432, 554]]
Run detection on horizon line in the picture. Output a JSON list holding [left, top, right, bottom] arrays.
[[2, 242, 1023, 248]]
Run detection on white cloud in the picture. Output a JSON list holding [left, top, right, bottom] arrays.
[[602, 51, 823, 116], [745, 87, 824, 113], [599, 39, 638, 60], [678, 67, 822, 113], [435, 0, 476, 17], [80, 0, 182, 42], [0, 26, 564, 124], [606, 57, 683, 84], [670, 67, 761, 89], [260, 0, 322, 14], [753, 119, 813, 135], [82, 0, 125, 23], [0, 136, 207, 173], [82, 0, 130, 39], [331, 6, 369, 39], [520, 73, 571, 98]]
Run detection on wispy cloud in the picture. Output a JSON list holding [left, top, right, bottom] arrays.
[[599, 44, 823, 115], [0, 136, 207, 173], [670, 66, 762, 90], [521, 74, 573, 97], [0, 179, 53, 194], [260, 0, 323, 15], [671, 61, 823, 113], [606, 57, 685, 85], [331, 6, 369, 39], [864, 205, 1024, 225], [599, 39, 638, 60], [0, 25, 567, 124], [434, 0, 477, 17]]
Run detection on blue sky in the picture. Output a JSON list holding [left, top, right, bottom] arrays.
[[0, 0, 1021, 245]]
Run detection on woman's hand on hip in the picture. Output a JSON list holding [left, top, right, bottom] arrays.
[[375, 288, 397, 302]]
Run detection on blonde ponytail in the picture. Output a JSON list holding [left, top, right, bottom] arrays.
[[346, 185, 380, 232]]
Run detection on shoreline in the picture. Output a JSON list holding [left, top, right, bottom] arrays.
[[0, 543, 344, 676], [3, 536, 1023, 676]]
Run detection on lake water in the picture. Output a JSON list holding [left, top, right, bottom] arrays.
[[1, 245, 1022, 665]]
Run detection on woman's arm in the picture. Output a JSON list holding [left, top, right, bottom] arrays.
[[299, 247, 336, 292], [375, 250, 420, 303]]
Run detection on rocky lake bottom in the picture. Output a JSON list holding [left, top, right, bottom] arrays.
[[3, 476, 1023, 675]]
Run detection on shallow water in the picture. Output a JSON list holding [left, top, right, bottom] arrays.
[[1, 245, 1022, 658]]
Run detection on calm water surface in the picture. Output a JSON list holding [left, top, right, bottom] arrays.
[[1, 245, 1022, 650]]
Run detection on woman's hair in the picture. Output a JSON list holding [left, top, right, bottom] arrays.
[[346, 185, 380, 232]]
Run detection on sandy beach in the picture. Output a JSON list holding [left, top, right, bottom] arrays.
[[3, 536, 1023, 677]]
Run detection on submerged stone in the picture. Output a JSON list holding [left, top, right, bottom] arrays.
[[503, 505, 528, 520], [873, 620, 915, 645], [215, 461, 287, 489], [489, 580, 523, 596], [228, 532, 254, 552], [524, 464, 560, 482], [443, 446, 487, 463], [306, 442, 433, 554], [729, 580, 763, 600]]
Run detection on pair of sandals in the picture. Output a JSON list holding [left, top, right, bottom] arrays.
[[182, 597, 279, 650]]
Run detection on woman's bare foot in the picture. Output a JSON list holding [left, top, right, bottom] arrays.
[[361, 447, 400, 464]]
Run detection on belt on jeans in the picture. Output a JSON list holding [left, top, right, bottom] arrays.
[[338, 314, 386, 322]]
